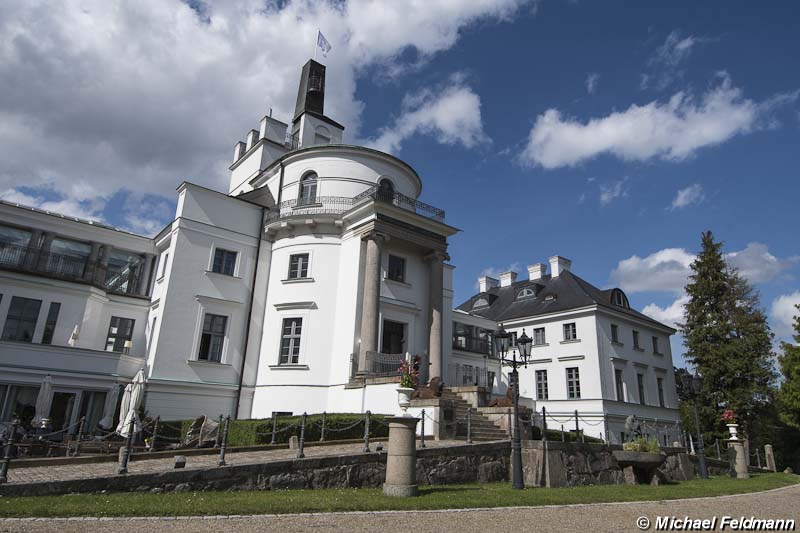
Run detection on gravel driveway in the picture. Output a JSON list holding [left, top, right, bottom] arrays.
[[2, 483, 798, 533]]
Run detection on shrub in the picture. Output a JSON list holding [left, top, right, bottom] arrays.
[[158, 413, 390, 448], [623, 436, 661, 453]]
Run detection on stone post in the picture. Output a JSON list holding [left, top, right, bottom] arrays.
[[383, 416, 419, 497], [357, 232, 384, 376], [23, 229, 43, 269], [731, 441, 750, 479], [94, 245, 112, 286], [35, 232, 54, 271], [426, 251, 444, 382], [765, 444, 777, 472]]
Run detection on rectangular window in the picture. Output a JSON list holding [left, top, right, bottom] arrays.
[[105, 316, 135, 352], [381, 319, 406, 354], [211, 248, 237, 276], [159, 252, 169, 278], [611, 324, 619, 343], [536, 369, 549, 400], [40, 302, 61, 345], [614, 368, 625, 402], [488, 370, 496, 389], [652, 336, 660, 354], [657, 377, 665, 407], [1, 296, 42, 342], [566, 367, 581, 399], [148, 316, 158, 354], [563, 322, 577, 341], [198, 313, 227, 362], [637, 373, 646, 405], [279, 318, 302, 365], [633, 330, 641, 349], [387, 254, 406, 283], [533, 327, 546, 346], [288, 253, 310, 279]]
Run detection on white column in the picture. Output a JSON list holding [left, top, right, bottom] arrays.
[[426, 251, 445, 382], [358, 232, 384, 375]]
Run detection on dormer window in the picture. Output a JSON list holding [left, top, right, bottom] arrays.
[[611, 288, 630, 308], [517, 287, 535, 299], [378, 178, 395, 201], [298, 172, 318, 206], [472, 297, 489, 309], [544, 294, 556, 301]]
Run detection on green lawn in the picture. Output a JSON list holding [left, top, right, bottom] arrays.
[[1, 473, 797, 518]]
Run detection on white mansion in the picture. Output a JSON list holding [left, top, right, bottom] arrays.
[[0, 60, 680, 443]]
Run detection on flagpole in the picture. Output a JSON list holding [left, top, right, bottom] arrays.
[[314, 28, 319, 61]]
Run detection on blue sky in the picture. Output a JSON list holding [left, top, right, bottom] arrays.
[[1, 1, 798, 361]]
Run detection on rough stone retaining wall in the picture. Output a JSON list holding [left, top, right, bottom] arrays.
[[520, 441, 695, 488], [0, 441, 511, 497]]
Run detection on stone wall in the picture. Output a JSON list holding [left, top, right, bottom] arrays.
[[0, 442, 511, 497], [520, 441, 695, 488]]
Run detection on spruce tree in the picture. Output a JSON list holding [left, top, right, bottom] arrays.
[[680, 231, 776, 436], [778, 304, 800, 429]]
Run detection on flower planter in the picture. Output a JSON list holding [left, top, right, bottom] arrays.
[[727, 423, 739, 441], [396, 387, 415, 416]]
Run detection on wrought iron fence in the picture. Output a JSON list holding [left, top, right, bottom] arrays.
[[452, 335, 491, 355], [448, 363, 494, 389], [0, 242, 142, 296], [365, 351, 405, 378], [353, 185, 445, 222], [265, 196, 355, 223]]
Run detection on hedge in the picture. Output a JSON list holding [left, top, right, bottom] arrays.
[[156, 413, 391, 448]]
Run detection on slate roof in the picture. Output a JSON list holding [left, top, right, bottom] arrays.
[[456, 269, 675, 332]]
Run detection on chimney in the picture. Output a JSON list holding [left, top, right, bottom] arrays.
[[528, 263, 547, 281], [260, 115, 289, 145], [246, 129, 260, 151], [499, 271, 517, 287], [478, 276, 499, 293], [232, 141, 246, 163], [549, 255, 572, 277]]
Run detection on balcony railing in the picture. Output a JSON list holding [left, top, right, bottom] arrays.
[[449, 363, 495, 389], [265, 184, 445, 224], [452, 335, 492, 355], [349, 351, 406, 379], [0, 243, 142, 297]]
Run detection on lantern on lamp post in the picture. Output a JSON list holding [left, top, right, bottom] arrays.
[[493, 324, 532, 490]]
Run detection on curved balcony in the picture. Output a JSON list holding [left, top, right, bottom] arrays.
[[265, 184, 445, 224]]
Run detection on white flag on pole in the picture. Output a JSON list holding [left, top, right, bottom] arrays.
[[317, 31, 332, 57]]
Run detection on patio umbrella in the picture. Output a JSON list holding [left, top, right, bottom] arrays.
[[98, 383, 121, 430], [117, 369, 145, 437], [68, 325, 80, 347], [31, 375, 53, 427]]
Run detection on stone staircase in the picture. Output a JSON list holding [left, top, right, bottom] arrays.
[[438, 388, 509, 441]]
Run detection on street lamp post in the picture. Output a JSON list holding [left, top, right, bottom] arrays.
[[494, 324, 532, 490], [681, 371, 709, 479]]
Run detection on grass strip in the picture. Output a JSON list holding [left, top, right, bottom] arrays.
[[0, 473, 796, 518]]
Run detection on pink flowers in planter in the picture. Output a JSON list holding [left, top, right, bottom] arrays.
[[721, 409, 738, 424], [398, 358, 420, 389]]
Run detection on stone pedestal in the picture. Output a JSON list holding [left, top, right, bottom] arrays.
[[731, 441, 750, 479], [383, 416, 419, 497], [765, 444, 777, 472]]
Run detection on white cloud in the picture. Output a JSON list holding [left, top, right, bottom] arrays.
[[609, 248, 695, 294], [599, 178, 629, 206], [0, 188, 105, 222], [368, 77, 489, 154], [519, 74, 798, 169], [474, 262, 522, 289], [670, 183, 705, 210], [609, 242, 795, 296], [641, 30, 700, 91], [0, 0, 530, 220], [770, 291, 800, 338], [642, 294, 690, 329], [727, 242, 797, 284], [585, 73, 599, 94]]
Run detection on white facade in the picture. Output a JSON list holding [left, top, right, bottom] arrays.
[[0, 59, 681, 436]]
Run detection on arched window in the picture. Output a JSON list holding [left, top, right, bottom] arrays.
[[610, 288, 630, 308], [298, 172, 317, 205], [517, 287, 536, 299], [472, 297, 489, 309], [378, 178, 395, 202]]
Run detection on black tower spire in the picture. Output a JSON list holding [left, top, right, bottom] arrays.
[[293, 59, 326, 122]]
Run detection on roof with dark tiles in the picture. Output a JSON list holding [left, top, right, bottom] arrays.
[[456, 269, 675, 332]]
